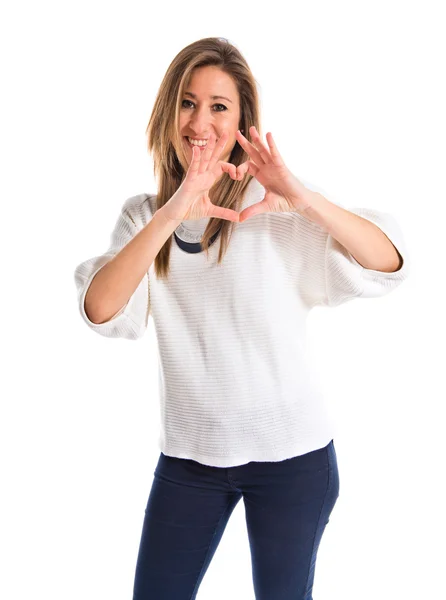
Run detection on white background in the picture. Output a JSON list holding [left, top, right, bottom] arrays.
[[1, 1, 444, 598]]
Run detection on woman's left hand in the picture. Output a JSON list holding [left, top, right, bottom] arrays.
[[234, 126, 315, 223]]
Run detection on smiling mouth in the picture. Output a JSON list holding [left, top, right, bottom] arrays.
[[184, 137, 209, 149]]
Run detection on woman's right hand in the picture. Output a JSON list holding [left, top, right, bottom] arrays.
[[160, 131, 241, 223]]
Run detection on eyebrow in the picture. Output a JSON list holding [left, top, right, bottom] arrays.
[[184, 91, 233, 104]]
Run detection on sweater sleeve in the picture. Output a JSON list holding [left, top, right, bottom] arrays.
[[321, 206, 410, 307], [73, 194, 151, 340], [296, 180, 411, 308]]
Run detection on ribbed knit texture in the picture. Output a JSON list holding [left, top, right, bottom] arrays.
[[74, 177, 410, 467]]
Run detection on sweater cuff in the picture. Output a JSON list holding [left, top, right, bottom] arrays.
[[77, 256, 147, 339], [346, 207, 411, 280]]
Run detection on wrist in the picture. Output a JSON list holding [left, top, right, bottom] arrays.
[[156, 205, 183, 226], [153, 208, 183, 239]]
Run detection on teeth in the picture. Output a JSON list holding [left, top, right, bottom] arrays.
[[187, 137, 208, 146]]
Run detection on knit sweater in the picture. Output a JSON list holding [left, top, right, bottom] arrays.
[[74, 177, 410, 467]]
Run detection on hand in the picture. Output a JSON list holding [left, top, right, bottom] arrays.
[[234, 126, 316, 222], [162, 130, 241, 223]]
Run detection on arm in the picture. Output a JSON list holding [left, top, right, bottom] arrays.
[[85, 207, 177, 324], [302, 193, 403, 273]]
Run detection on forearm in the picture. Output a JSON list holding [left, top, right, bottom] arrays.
[[302, 192, 403, 273], [85, 208, 177, 324]]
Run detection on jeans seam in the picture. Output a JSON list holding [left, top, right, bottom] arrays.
[[302, 445, 332, 597], [188, 498, 235, 600]]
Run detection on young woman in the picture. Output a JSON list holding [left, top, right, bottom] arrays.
[[74, 37, 410, 600]]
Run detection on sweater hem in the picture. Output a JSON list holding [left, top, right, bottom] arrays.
[[158, 430, 337, 468]]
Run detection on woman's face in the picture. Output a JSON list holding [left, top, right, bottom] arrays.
[[178, 66, 241, 165]]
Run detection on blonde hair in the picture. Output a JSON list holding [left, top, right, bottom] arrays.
[[146, 36, 262, 279]]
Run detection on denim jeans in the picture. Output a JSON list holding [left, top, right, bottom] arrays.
[[132, 440, 339, 600]]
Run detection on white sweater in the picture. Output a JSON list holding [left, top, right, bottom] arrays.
[[74, 177, 410, 467]]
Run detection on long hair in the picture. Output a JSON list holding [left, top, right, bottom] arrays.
[[146, 36, 262, 279]]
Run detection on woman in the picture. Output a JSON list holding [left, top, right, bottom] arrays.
[[74, 37, 410, 600]]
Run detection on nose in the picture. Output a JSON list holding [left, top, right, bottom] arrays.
[[188, 106, 213, 137]]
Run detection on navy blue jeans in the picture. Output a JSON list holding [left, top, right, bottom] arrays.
[[132, 440, 339, 600]]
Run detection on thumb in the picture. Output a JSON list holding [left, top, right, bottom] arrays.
[[208, 204, 240, 222]]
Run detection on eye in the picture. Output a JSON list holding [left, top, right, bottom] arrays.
[[181, 100, 227, 112]]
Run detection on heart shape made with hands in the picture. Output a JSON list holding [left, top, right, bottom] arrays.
[[228, 125, 315, 223]]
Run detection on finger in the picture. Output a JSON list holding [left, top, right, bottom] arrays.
[[235, 128, 267, 166], [219, 161, 237, 180], [220, 159, 256, 181], [207, 131, 229, 172], [186, 144, 201, 181], [198, 131, 217, 175], [249, 125, 274, 164], [234, 159, 248, 179], [265, 131, 285, 166], [237, 159, 259, 179]]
